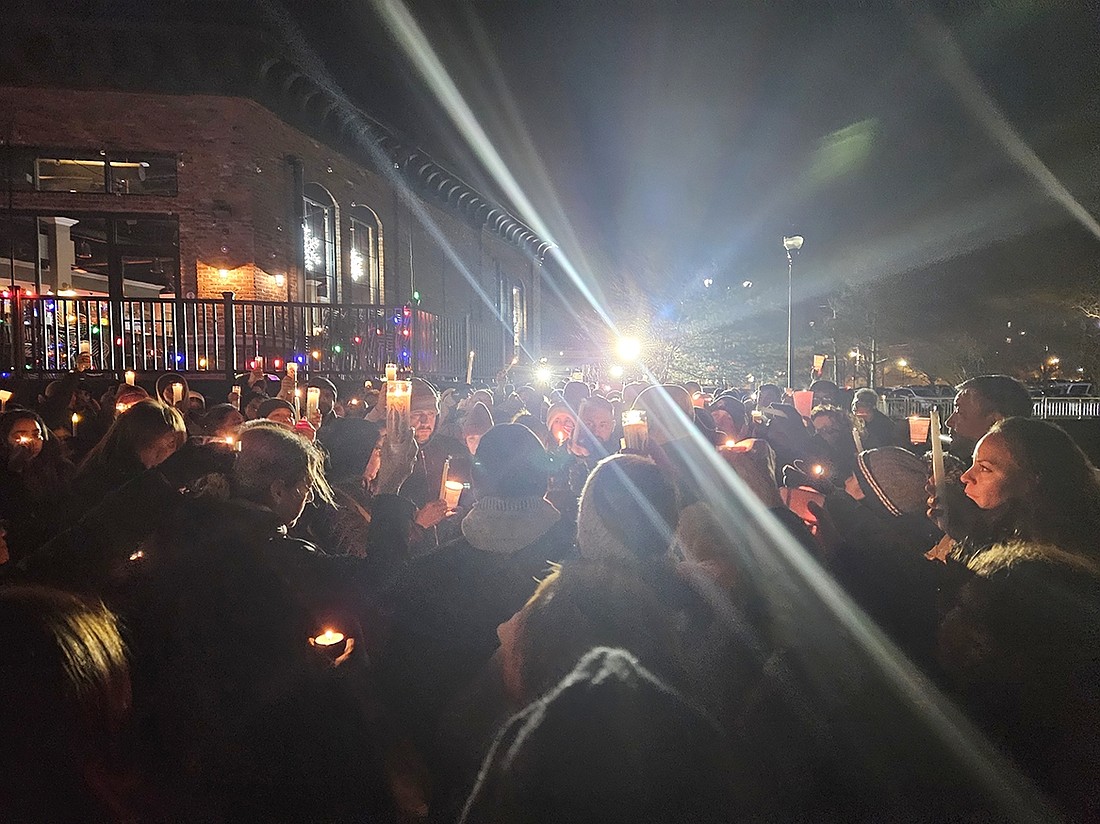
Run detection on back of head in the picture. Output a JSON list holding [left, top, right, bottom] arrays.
[[633, 384, 694, 445], [577, 454, 679, 563], [316, 417, 381, 482], [514, 560, 684, 703], [472, 423, 551, 499], [958, 375, 1032, 420], [0, 585, 130, 817], [460, 647, 735, 824], [853, 387, 879, 411], [562, 380, 591, 410]]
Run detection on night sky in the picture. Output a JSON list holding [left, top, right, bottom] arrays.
[[21, 1, 1100, 346], [282, 1, 1100, 340]]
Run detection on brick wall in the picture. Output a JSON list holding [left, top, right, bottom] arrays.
[[0, 85, 540, 351]]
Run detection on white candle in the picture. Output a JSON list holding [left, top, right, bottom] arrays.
[[929, 406, 946, 492], [385, 363, 397, 384], [621, 409, 649, 452], [172, 383, 184, 405], [852, 425, 864, 454], [293, 388, 301, 420], [79, 341, 91, 355], [124, 370, 136, 387], [306, 387, 321, 422], [439, 457, 451, 501], [442, 480, 464, 510], [466, 351, 475, 385], [71, 412, 80, 437], [255, 356, 264, 371], [287, 362, 298, 381], [387, 379, 412, 438], [0, 389, 11, 412], [229, 385, 241, 411]]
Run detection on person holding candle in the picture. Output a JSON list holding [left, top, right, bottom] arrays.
[[851, 388, 905, 450], [377, 423, 574, 771], [0, 410, 75, 564], [395, 378, 469, 514], [306, 376, 340, 430]]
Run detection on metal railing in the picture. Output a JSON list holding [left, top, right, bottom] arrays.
[[881, 395, 1100, 420], [0, 291, 510, 381]]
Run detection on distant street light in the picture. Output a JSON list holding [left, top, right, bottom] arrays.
[[783, 235, 804, 388]]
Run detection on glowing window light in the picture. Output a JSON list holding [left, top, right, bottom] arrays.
[[304, 227, 322, 272], [350, 247, 365, 281]]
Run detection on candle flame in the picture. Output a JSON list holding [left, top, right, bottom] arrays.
[[129, 550, 145, 562], [812, 464, 825, 476], [724, 439, 737, 448], [311, 629, 345, 647]]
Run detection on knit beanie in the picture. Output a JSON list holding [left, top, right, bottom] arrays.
[[257, 398, 295, 419], [855, 447, 930, 517], [462, 402, 494, 438], [410, 376, 440, 413]]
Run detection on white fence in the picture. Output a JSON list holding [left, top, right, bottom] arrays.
[[881, 397, 1100, 420]]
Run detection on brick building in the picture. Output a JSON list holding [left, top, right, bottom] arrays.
[[0, 15, 548, 377]]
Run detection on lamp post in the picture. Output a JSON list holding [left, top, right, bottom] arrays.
[[783, 235, 804, 388]]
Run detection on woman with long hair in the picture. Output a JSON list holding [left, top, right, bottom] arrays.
[[958, 416, 1100, 558], [0, 409, 76, 563], [72, 400, 186, 517]]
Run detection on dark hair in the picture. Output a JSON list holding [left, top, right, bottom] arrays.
[[579, 395, 613, 415], [810, 405, 851, 427], [0, 409, 72, 493], [985, 417, 1100, 557], [472, 423, 551, 499], [958, 375, 1032, 420], [203, 403, 244, 437], [514, 560, 684, 703], [76, 399, 186, 478]]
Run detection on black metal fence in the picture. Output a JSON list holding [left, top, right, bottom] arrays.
[[0, 291, 508, 382]]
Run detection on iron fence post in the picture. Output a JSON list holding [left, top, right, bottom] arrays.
[[222, 291, 236, 382], [11, 288, 25, 374]]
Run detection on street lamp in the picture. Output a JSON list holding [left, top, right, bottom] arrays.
[[783, 235, 804, 388]]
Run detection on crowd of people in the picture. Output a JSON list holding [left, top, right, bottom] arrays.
[[0, 356, 1098, 822]]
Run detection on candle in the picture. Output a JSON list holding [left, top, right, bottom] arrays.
[[171, 383, 184, 406], [293, 388, 301, 420], [386, 379, 412, 438], [908, 416, 931, 445], [124, 370, 136, 387], [287, 362, 298, 381], [442, 480, 464, 511], [310, 627, 354, 665], [621, 409, 649, 452], [255, 356, 264, 372], [466, 350, 475, 385], [0, 389, 11, 412], [224, 435, 242, 452], [78, 341, 91, 355], [198, 357, 207, 370], [71, 412, 80, 437], [852, 424, 864, 454], [229, 385, 241, 411], [306, 387, 321, 422], [929, 406, 946, 492], [385, 363, 397, 384], [439, 457, 452, 501]]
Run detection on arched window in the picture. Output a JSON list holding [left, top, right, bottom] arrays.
[[303, 183, 339, 302], [349, 204, 384, 304]]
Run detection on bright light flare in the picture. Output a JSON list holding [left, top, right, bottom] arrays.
[[616, 336, 642, 363], [535, 366, 553, 383]]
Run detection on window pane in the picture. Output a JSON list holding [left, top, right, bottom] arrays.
[[115, 217, 180, 295], [108, 154, 178, 195], [304, 197, 335, 300], [36, 156, 105, 192]]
